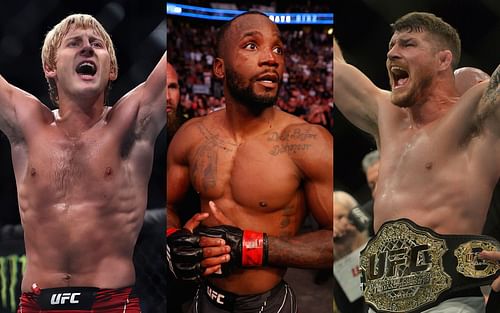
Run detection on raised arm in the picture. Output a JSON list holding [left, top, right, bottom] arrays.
[[0, 75, 45, 141], [113, 53, 166, 143], [334, 38, 389, 138], [266, 124, 333, 268], [0, 76, 18, 136], [476, 64, 500, 135], [138, 52, 166, 140]]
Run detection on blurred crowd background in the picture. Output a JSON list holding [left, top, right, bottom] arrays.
[[167, 0, 334, 132]]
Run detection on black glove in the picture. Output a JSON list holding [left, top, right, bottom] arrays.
[[166, 228, 203, 281], [197, 225, 268, 277], [348, 206, 371, 232]]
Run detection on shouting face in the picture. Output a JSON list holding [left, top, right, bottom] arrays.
[[386, 30, 441, 108], [44, 26, 116, 104]]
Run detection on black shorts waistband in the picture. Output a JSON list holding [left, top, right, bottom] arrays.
[[37, 287, 98, 310], [202, 280, 286, 311], [22, 286, 137, 310]]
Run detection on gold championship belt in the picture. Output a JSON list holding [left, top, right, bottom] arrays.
[[360, 218, 500, 313]]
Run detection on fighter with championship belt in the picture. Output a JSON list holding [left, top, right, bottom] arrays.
[[334, 11, 500, 313]]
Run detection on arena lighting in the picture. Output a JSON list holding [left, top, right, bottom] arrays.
[[166, 2, 334, 25]]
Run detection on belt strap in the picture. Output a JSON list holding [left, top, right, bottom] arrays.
[[360, 218, 500, 313]]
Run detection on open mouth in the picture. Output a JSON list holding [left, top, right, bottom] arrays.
[[391, 66, 409, 89], [255, 72, 279, 88], [75, 61, 97, 76], [256, 72, 278, 83]]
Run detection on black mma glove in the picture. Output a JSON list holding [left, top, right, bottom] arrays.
[[166, 228, 203, 281], [197, 225, 268, 277], [348, 206, 371, 232]]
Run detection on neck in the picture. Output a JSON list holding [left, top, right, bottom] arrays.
[[406, 74, 459, 126], [224, 101, 276, 142], [56, 97, 107, 136]]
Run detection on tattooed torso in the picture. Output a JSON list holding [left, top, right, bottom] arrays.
[[187, 112, 325, 237], [174, 108, 332, 293]]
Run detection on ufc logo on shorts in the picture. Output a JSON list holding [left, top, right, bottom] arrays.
[[50, 292, 81, 305], [206, 286, 225, 304]]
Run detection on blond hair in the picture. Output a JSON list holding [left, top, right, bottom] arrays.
[[41, 14, 118, 105], [334, 190, 359, 210]]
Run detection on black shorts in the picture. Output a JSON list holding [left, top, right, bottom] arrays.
[[189, 280, 297, 313], [17, 286, 141, 312]]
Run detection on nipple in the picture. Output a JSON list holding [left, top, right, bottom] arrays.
[[105, 167, 112, 176]]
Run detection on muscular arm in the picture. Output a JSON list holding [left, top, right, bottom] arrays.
[[477, 64, 500, 134], [268, 230, 332, 269], [334, 38, 388, 139], [0, 76, 18, 135], [268, 124, 333, 269], [138, 52, 166, 139], [114, 53, 166, 142], [166, 122, 194, 229], [0, 75, 47, 142]]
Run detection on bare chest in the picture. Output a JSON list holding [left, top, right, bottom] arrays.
[[188, 132, 301, 210], [375, 125, 498, 224], [17, 129, 123, 199]]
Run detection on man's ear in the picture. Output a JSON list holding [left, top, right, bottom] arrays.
[[109, 67, 117, 81], [44, 63, 56, 79], [437, 50, 453, 71], [213, 58, 225, 79]]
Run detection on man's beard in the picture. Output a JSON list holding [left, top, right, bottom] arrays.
[[225, 67, 280, 115], [392, 72, 433, 108], [167, 107, 184, 143]]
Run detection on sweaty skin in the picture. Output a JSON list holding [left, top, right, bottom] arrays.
[[167, 14, 333, 295], [334, 30, 500, 235], [0, 25, 165, 292]]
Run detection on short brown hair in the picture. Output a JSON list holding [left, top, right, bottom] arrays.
[[41, 14, 118, 105], [391, 12, 461, 69]]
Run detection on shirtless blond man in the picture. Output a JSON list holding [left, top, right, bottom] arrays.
[[334, 12, 499, 313], [166, 11, 333, 313], [0, 14, 165, 312]]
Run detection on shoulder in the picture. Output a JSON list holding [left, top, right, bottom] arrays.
[[277, 111, 332, 145], [175, 111, 222, 139], [273, 117, 332, 173], [19, 97, 53, 124], [168, 114, 215, 158]]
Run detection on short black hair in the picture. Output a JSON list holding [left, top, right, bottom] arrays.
[[391, 12, 461, 68], [215, 11, 270, 58]]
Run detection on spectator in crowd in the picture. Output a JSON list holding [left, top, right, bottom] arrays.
[[333, 191, 369, 313]]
